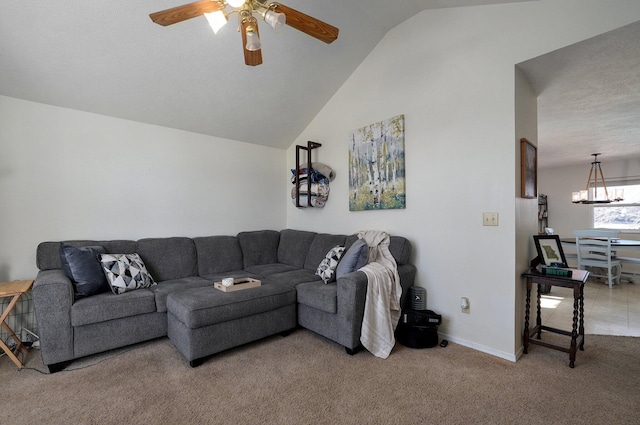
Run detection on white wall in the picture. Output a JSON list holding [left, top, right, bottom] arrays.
[[514, 67, 539, 354], [0, 96, 286, 281], [286, 1, 640, 359]]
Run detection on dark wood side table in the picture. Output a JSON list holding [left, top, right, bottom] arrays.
[[0, 280, 34, 368], [522, 268, 589, 368]]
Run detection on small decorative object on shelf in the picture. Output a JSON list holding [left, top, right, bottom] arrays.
[[540, 266, 573, 277], [538, 194, 548, 235]]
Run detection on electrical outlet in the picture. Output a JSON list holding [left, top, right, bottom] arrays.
[[461, 297, 470, 313], [483, 212, 499, 226]]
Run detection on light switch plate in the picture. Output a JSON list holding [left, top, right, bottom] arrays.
[[483, 212, 499, 226]]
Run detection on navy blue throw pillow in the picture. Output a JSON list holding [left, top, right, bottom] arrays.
[[60, 243, 109, 299]]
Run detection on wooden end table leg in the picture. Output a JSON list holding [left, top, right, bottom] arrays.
[[523, 278, 532, 354], [579, 284, 585, 351], [569, 286, 579, 368], [0, 293, 29, 368], [0, 292, 31, 368], [536, 283, 542, 339], [0, 338, 26, 368]]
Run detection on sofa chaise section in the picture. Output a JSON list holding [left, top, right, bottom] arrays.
[[294, 234, 416, 353]]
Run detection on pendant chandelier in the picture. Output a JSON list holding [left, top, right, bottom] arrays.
[[572, 153, 624, 204]]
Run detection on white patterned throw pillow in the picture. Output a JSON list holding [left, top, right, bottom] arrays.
[[99, 253, 157, 295], [316, 246, 345, 284]]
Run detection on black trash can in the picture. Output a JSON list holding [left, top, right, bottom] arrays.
[[395, 309, 442, 349]]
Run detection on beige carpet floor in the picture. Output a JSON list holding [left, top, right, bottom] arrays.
[[2, 330, 639, 424]]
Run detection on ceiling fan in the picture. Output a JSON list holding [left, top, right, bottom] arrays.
[[149, 0, 339, 66]]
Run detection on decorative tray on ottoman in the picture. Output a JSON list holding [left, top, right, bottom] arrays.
[[213, 277, 262, 292]]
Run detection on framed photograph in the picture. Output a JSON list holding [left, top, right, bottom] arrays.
[[520, 138, 537, 199], [533, 235, 568, 267]]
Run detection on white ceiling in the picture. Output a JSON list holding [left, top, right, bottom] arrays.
[[0, 0, 531, 150], [2, 1, 636, 164], [518, 20, 640, 169]]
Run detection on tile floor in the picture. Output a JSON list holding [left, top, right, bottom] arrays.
[[540, 276, 640, 337]]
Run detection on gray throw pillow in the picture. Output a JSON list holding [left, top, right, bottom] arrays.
[[336, 239, 369, 279], [99, 253, 157, 295], [60, 243, 109, 299]]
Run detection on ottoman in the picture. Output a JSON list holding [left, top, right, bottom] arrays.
[[166, 283, 297, 367]]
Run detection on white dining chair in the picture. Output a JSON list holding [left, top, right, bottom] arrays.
[[573, 229, 622, 288]]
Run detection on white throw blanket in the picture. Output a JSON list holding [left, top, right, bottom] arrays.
[[357, 230, 402, 359]]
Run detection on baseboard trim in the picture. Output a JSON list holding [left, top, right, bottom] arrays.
[[437, 332, 518, 362]]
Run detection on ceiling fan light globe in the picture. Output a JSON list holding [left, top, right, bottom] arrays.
[[245, 28, 262, 51], [204, 11, 228, 34], [264, 10, 285, 31], [227, 0, 246, 8]]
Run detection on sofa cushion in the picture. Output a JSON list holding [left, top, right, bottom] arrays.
[[336, 239, 369, 279], [137, 237, 198, 281], [296, 281, 338, 314], [70, 288, 157, 327], [316, 246, 344, 283], [167, 283, 296, 329], [37, 240, 137, 271], [194, 236, 243, 275], [389, 236, 412, 265], [149, 276, 211, 313], [100, 253, 157, 295], [261, 269, 320, 288], [304, 233, 347, 271], [237, 230, 280, 267], [277, 229, 316, 268], [243, 263, 298, 276], [60, 243, 110, 299], [199, 271, 261, 283]]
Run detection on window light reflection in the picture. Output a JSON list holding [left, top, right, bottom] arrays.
[[540, 295, 564, 309]]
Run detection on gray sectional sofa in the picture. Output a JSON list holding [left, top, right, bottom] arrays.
[[33, 229, 416, 372]]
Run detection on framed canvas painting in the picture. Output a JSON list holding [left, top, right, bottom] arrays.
[[348, 115, 406, 211], [521, 138, 537, 199]]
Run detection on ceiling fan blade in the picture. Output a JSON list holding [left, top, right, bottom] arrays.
[[272, 4, 338, 44], [241, 20, 263, 66], [150, 0, 223, 26]]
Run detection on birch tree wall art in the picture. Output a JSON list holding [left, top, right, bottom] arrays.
[[349, 115, 406, 211]]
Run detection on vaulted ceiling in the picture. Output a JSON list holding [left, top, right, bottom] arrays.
[[0, 0, 531, 149], [1, 1, 637, 167], [519, 20, 640, 169]]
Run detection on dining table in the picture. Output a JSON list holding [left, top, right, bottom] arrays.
[[561, 237, 640, 281], [560, 237, 640, 251]]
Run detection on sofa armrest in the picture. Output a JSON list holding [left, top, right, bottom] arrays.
[[32, 269, 75, 365], [336, 271, 368, 349], [397, 263, 417, 309], [335, 263, 417, 349]]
